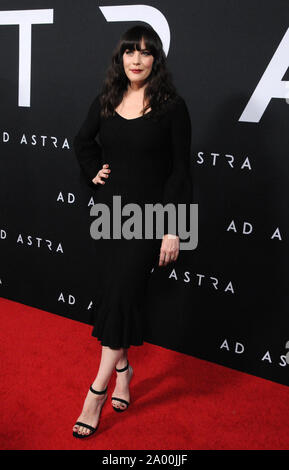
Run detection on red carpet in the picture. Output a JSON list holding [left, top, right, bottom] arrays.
[[1, 296, 289, 450]]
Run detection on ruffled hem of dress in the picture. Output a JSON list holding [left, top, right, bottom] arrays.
[[89, 294, 146, 349], [90, 329, 144, 349]]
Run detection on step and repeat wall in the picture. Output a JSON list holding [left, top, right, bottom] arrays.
[[0, 0, 288, 387]]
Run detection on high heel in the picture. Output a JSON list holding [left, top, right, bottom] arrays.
[[73, 384, 108, 438], [111, 360, 133, 412]]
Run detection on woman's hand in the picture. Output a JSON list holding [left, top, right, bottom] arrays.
[[92, 163, 111, 185], [159, 234, 179, 266]]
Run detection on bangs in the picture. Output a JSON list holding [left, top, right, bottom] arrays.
[[120, 36, 155, 56]]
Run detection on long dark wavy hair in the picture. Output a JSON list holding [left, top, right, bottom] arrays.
[[98, 25, 179, 121]]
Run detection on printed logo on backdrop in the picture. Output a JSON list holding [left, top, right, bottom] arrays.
[[0, 228, 63, 253], [196, 151, 252, 170], [99, 5, 170, 55], [0, 9, 54, 107], [227, 221, 283, 241], [239, 27, 289, 122], [1, 130, 69, 149], [220, 339, 289, 367], [0, 5, 169, 107], [1, 6, 289, 123]]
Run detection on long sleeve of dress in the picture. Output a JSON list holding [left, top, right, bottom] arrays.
[[73, 94, 103, 188], [162, 96, 193, 237]]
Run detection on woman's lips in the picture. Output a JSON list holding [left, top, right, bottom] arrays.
[[130, 69, 143, 73]]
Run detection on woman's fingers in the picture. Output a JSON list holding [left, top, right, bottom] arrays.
[[159, 251, 172, 267], [101, 163, 111, 177], [159, 249, 179, 266], [92, 163, 111, 184], [159, 235, 179, 266], [159, 250, 166, 266]]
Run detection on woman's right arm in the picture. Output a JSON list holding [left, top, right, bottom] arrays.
[[73, 94, 103, 188]]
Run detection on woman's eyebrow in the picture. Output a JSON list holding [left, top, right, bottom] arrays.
[[126, 48, 149, 51]]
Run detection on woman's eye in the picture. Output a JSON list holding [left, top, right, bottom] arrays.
[[125, 50, 150, 55]]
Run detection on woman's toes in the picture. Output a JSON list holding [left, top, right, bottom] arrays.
[[112, 399, 126, 410]]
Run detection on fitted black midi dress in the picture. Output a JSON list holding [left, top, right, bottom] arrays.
[[73, 93, 192, 349]]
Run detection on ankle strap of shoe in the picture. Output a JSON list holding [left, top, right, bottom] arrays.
[[115, 360, 129, 372], [89, 384, 108, 394]]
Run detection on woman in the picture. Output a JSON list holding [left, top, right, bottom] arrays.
[[72, 24, 192, 438]]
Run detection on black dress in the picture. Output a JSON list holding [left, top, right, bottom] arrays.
[[73, 93, 192, 349]]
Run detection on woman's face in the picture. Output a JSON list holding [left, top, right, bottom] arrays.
[[122, 38, 154, 85]]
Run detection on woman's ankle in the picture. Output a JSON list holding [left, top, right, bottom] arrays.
[[90, 380, 109, 392], [116, 357, 128, 369]]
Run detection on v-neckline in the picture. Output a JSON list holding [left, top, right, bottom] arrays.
[[114, 109, 152, 121]]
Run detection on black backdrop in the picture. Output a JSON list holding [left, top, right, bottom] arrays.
[[0, 0, 288, 387]]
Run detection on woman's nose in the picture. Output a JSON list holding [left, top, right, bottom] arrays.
[[132, 53, 141, 64]]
